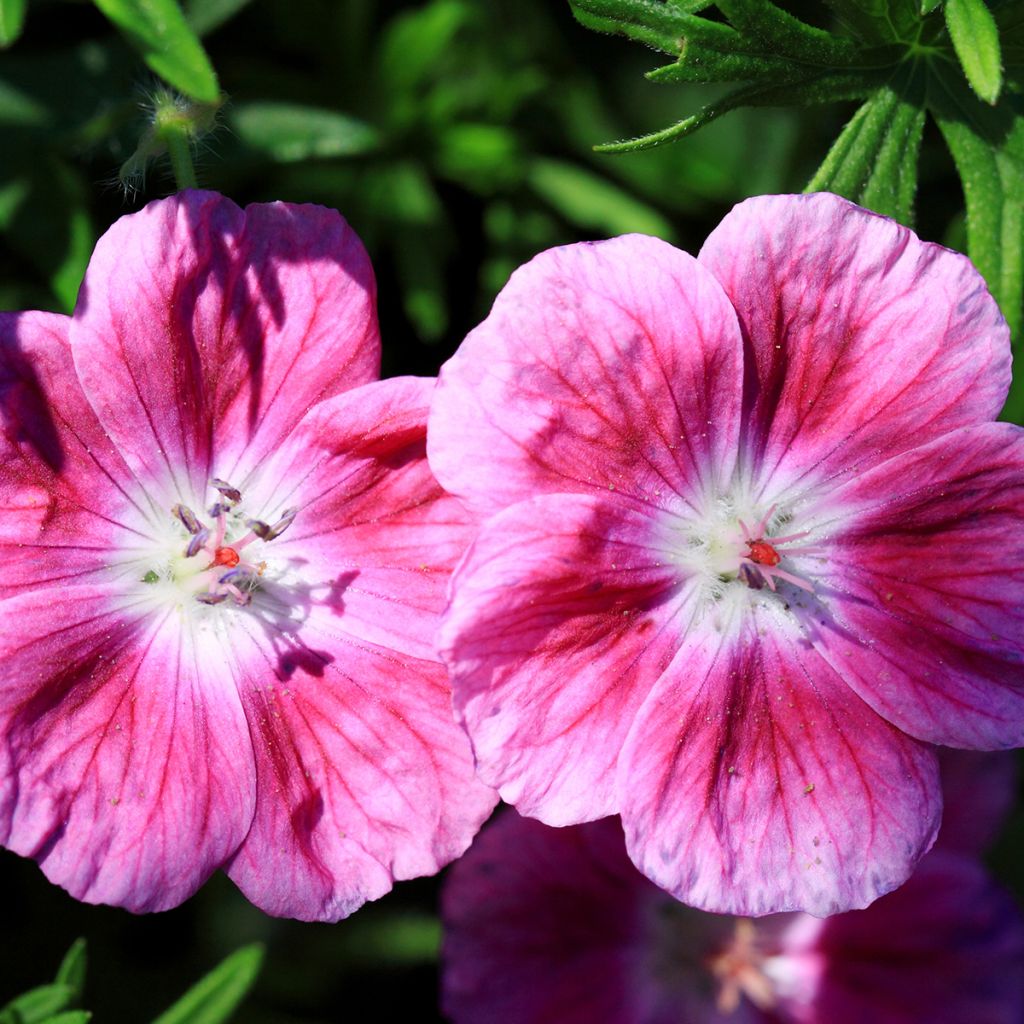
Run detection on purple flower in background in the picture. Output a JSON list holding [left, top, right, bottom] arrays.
[[0, 191, 495, 920], [441, 752, 1024, 1024], [429, 192, 1024, 915]]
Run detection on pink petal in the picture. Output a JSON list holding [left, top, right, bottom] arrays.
[[776, 851, 1024, 1024], [618, 612, 940, 917], [698, 193, 1010, 494], [428, 234, 743, 517], [0, 585, 255, 911], [225, 607, 497, 921], [442, 812, 756, 1024], [71, 190, 379, 504], [439, 493, 690, 825], [818, 422, 1024, 748], [264, 376, 475, 662], [0, 312, 148, 597]]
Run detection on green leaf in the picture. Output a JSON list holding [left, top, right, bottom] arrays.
[[0, 0, 26, 47], [807, 70, 927, 222], [91, 0, 220, 102], [945, 0, 1003, 103], [922, 0, 945, 12], [149, 945, 264, 1024], [527, 157, 675, 237], [930, 69, 1024, 417], [715, 0, 859, 63], [595, 70, 881, 153], [183, 0, 252, 36], [53, 940, 87, 1005], [568, 0, 689, 55], [37, 1014, 92, 1024], [229, 102, 380, 162], [0, 984, 74, 1024]]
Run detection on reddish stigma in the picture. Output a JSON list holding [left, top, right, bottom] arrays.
[[746, 539, 781, 567], [211, 546, 241, 568]]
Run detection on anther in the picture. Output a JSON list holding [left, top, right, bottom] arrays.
[[211, 478, 242, 504], [195, 592, 228, 605], [247, 508, 298, 542], [185, 527, 210, 558], [173, 504, 202, 534], [208, 501, 231, 518]]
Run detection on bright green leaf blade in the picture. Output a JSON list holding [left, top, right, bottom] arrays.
[[527, 157, 676, 237], [945, 0, 1003, 103], [0, 0, 26, 47], [569, 0, 688, 55], [91, 0, 220, 102], [183, 0, 252, 36], [807, 70, 927, 222], [149, 945, 264, 1024], [930, 70, 1024, 417], [228, 102, 380, 162], [922, 0, 944, 12], [53, 940, 87, 1005], [0, 984, 74, 1023], [37, 1014, 92, 1024]]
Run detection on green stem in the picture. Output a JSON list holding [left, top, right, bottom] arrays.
[[162, 121, 198, 190]]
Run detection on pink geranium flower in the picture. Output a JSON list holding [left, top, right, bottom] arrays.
[[0, 190, 495, 920], [429, 192, 1024, 915], [441, 753, 1024, 1024]]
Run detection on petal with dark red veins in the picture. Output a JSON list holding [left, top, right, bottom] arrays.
[[817, 422, 1024, 749], [225, 608, 496, 922], [440, 492, 689, 825], [0, 312, 153, 598], [699, 193, 1010, 497], [0, 586, 255, 911], [71, 191, 379, 504], [618, 608, 940, 917], [429, 234, 743, 517]]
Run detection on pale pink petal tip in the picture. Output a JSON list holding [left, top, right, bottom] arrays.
[[0, 194, 491, 918], [435, 192, 1022, 917]]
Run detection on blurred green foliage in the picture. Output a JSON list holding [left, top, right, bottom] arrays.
[[0, 1, 1017, 1022]]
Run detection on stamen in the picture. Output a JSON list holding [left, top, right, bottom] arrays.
[[185, 526, 210, 558], [211, 478, 242, 504], [173, 504, 202, 535], [196, 592, 228, 605], [247, 508, 298, 542]]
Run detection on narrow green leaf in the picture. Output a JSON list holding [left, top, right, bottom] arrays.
[[715, 0, 858, 63], [0, 984, 74, 1023], [53, 940, 87, 1005], [91, 0, 220, 102], [0, 0, 26, 47], [807, 72, 927, 222], [150, 945, 264, 1024], [229, 102, 380, 162], [595, 70, 880, 153], [945, 0, 1003, 103], [930, 69, 1024, 416], [647, 50, 803, 84], [527, 157, 675, 237], [183, 0, 252, 36], [569, 0, 688, 55], [922, 0, 944, 12]]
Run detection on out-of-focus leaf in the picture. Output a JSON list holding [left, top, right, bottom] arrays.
[[149, 945, 264, 1024], [435, 122, 522, 191], [922, 0, 944, 12], [229, 102, 380, 162], [91, 0, 220, 102], [36, 1014, 92, 1024], [0, 984, 74, 1024], [338, 912, 443, 964], [930, 68, 1024, 417], [527, 157, 675, 238], [0, 0, 27, 47], [376, 0, 471, 95], [184, 0, 252, 36], [53, 941, 86, 1005], [945, 0, 1003, 103], [807, 70, 927, 222], [0, 79, 51, 126]]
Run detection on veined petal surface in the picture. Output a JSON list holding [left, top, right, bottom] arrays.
[[429, 234, 743, 517], [698, 192, 1010, 497], [71, 190, 379, 505], [440, 493, 689, 825], [0, 586, 255, 911], [618, 608, 940, 916]]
